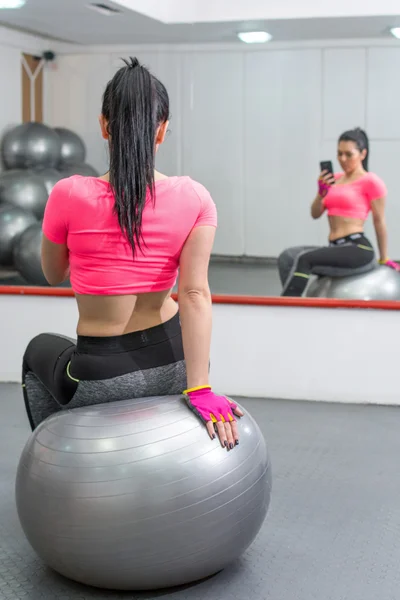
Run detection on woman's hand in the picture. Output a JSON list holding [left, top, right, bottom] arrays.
[[184, 386, 244, 450], [318, 170, 335, 198], [379, 258, 400, 272]]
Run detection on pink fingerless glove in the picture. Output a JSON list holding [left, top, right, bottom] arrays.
[[318, 178, 331, 198], [379, 259, 400, 272], [183, 386, 237, 425]]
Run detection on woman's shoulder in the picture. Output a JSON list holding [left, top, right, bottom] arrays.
[[362, 171, 386, 189], [361, 172, 387, 198], [168, 175, 211, 195], [363, 171, 384, 183], [163, 176, 214, 207], [50, 175, 111, 206], [51, 174, 95, 194]]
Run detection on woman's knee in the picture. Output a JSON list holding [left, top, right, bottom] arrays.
[[23, 333, 75, 370], [295, 253, 312, 274], [23, 334, 51, 364]]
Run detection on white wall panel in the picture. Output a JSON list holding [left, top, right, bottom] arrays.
[[46, 54, 113, 173], [366, 141, 400, 259], [181, 52, 245, 255], [2, 294, 400, 406], [0, 45, 22, 141], [367, 48, 400, 139], [244, 50, 324, 256], [322, 48, 367, 140]]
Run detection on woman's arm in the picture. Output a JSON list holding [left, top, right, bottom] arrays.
[[311, 171, 334, 219], [311, 193, 326, 219], [177, 226, 215, 389], [371, 197, 388, 262], [41, 235, 70, 285], [41, 178, 72, 285]]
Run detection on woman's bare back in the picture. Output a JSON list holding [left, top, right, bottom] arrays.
[[75, 291, 178, 336]]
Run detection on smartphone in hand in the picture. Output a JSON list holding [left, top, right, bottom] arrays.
[[320, 160, 334, 176]]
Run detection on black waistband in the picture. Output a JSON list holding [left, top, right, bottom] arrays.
[[76, 312, 181, 355], [329, 232, 372, 247]]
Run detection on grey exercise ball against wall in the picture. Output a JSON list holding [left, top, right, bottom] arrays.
[[0, 170, 48, 219], [0, 203, 37, 266], [1, 122, 62, 170], [54, 127, 86, 167]]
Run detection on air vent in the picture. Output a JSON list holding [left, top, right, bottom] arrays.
[[87, 3, 121, 16]]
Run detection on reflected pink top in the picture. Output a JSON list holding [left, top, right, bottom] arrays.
[[323, 172, 387, 220]]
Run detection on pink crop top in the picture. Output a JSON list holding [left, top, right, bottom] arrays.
[[42, 175, 217, 295], [323, 172, 387, 220]]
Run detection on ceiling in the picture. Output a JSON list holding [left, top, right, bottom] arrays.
[[0, 0, 399, 45]]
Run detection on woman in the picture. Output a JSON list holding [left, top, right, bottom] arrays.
[[22, 57, 243, 449], [281, 127, 398, 297]]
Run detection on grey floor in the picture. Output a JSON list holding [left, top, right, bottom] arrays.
[[0, 260, 282, 297], [1, 383, 400, 599]]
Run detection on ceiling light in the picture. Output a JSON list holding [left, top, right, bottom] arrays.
[[390, 27, 400, 39], [0, 0, 26, 8], [238, 31, 272, 44]]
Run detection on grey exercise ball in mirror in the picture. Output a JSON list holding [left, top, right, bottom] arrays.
[[34, 167, 63, 195], [0, 203, 37, 266], [1, 122, 62, 170], [54, 127, 86, 166], [0, 170, 48, 219], [12, 222, 48, 286], [306, 264, 400, 300], [15, 395, 271, 591]]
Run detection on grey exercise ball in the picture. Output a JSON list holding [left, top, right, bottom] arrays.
[[54, 127, 86, 166], [0, 170, 48, 219], [15, 395, 271, 591], [58, 162, 99, 177], [12, 222, 48, 286], [34, 167, 63, 195], [306, 264, 400, 300], [0, 203, 37, 266], [1, 122, 62, 170]]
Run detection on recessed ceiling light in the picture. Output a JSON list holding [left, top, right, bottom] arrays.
[[0, 0, 25, 8], [390, 27, 400, 39], [87, 2, 121, 16], [238, 31, 272, 44]]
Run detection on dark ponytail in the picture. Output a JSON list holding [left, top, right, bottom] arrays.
[[101, 57, 169, 255], [338, 127, 369, 171]]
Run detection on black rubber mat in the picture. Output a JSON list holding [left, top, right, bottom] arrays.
[[1, 382, 400, 599]]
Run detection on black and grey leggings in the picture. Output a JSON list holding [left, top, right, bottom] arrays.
[[280, 233, 375, 297], [22, 312, 187, 431]]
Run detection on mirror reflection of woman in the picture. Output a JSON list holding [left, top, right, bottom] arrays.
[[281, 128, 399, 297]]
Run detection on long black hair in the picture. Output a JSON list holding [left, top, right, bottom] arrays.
[[101, 57, 169, 255], [338, 127, 369, 171]]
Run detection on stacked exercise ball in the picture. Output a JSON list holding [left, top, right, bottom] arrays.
[[0, 122, 99, 285]]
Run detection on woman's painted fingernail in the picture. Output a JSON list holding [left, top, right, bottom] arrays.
[[229, 443, 234, 450], [235, 440, 239, 445], [224, 440, 228, 447]]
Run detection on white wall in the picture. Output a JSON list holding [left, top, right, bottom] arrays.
[[1, 292, 399, 405], [46, 40, 400, 258], [0, 26, 56, 144]]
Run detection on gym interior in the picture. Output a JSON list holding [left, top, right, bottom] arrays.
[[1, 2, 400, 599]]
